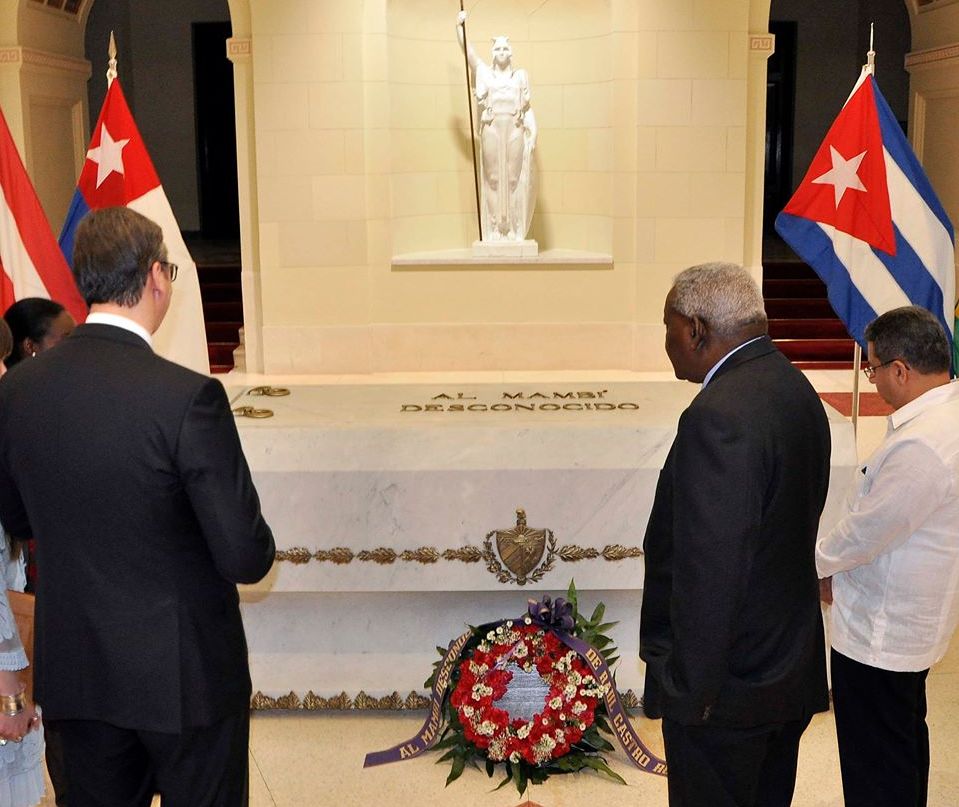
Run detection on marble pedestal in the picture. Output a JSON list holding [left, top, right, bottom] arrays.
[[230, 380, 858, 706], [471, 239, 539, 257]]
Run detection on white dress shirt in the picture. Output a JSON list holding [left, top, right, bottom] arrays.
[[701, 335, 764, 388], [85, 311, 153, 348], [817, 380, 959, 671]]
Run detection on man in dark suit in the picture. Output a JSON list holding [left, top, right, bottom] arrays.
[[0, 206, 275, 806], [640, 262, 831, 807]]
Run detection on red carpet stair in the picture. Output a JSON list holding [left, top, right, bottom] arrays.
[[764, 260, 858, 370], [196, 259, 242, 374]]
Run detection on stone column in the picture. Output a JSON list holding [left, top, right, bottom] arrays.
[[227, 35, 263, 373]]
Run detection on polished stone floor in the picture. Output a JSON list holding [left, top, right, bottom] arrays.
[[243, 622, 959, 806]]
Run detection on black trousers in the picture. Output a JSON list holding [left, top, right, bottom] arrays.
[[831, 649, 929, 807], [50, 708, 250, 807], [661, 714, 811, 807]]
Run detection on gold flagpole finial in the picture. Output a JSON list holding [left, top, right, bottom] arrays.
[[107, 31, 118, 87]]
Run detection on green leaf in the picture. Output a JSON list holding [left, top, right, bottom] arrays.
[[567, 579, 578, 609], [485, 759, 495, 778], [445, 755, 466, 786], [514, 763, 528, 796], [493, 769, 513, 791], [436, 749, 456, 763], [582, 756, 628, 785], [596, 621, 619, 632], [590, 602, 606, 623]]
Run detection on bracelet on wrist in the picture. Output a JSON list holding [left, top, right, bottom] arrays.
[[0, 692, 26, 716]]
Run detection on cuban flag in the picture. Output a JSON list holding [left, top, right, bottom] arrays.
[[59, 79, 210, 374], [0, 106, 86, 323], [775, 69, 957, 372]]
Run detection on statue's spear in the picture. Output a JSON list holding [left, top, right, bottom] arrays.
[[458, 2, 483, 241]]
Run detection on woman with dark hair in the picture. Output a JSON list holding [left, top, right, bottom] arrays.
[[0, 318, 45, 807], [3, 298, 75, 369]]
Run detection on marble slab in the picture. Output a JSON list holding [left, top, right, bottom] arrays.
[[230, 381, 858, 699]]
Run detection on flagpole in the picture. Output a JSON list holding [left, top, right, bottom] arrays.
[[107, 31, 117, 88], [850, 25, 876, 436], [458, 2, 483, 242]]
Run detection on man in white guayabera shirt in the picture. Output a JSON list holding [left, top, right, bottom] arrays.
[[817, 305, 959, 807]]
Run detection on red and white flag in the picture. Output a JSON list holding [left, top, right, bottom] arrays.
[[0, 106, 87, 322], [59, 79, 210, 374]]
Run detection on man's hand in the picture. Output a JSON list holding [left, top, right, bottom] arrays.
[[819, 577, 833, 605]]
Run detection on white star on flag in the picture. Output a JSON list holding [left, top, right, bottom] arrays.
[[811, 145, 868, 208], [86, 124, 130, 189]]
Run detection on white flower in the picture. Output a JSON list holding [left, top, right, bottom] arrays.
[[564, 684, 577, 698], [462, 705, 474, 718], [569, 671, 582, 685], [524, 616, 532, 624], [549, 697, 562, 709], [514, 644, 528, 658], [572, 701, 587, 715], [579, 722, 587, 730], [559, 713, 566, 721], [517, 724, 531, 739], [509, 751, 521, 763]]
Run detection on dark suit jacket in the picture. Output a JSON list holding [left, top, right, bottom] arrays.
[[639, 336, 830, 727], [0, 324, 275, 733]]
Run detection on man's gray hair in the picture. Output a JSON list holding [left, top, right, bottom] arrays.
[[671, 262, 767, 337]]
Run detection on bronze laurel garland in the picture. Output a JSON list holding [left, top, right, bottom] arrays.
[[249, 688, 640, 712], [275, 542, 640, 568]]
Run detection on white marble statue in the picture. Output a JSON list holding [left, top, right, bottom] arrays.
[[457, 11, 537, 243]]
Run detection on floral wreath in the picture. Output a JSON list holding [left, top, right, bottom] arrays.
[[365, 581, 667, 796]]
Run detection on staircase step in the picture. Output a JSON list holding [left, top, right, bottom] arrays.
[[196, 263, 241, 282], [768, 319, 849, 339], [203, 301, 244, 320], [763, 278, 827, 298], [765, 298, 837, 318], [792, 360, 862, 371], [206, 321, 243, 341], [208, 342, 240, 364], [763, 260, 820, 280], [199, 282, 243, 303], [774, 338, 857, 361]]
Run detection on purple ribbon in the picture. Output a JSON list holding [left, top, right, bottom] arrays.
[[526, 594, 575, 633]]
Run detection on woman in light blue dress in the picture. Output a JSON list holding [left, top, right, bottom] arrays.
[[0, 318, 44, 806]]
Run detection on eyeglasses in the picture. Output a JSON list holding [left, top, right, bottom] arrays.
[[862, 358, 907, 380], [159, 261, 178, 282]]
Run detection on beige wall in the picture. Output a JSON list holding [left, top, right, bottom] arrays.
[[0, 0, 89, 230], [246, 0, 759, 373], [906, 0, 959, 304]]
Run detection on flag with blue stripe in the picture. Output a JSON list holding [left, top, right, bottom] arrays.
[[775, 70, 956, 372]]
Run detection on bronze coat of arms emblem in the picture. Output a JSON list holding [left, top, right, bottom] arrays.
[[483, 509, 556, 585]]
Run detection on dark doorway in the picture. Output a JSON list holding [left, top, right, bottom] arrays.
[[193, 21, 239, 238], [763, 20, 797, 237]]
